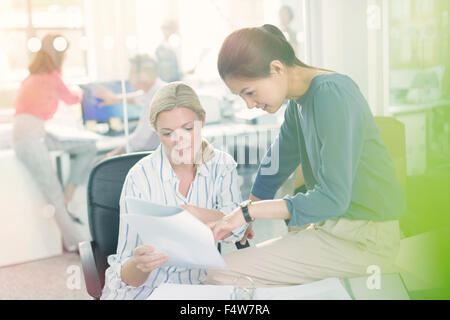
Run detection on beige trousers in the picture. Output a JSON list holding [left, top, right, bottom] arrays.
[[206, 218, 401, 287]]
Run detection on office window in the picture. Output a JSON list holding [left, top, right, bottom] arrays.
[[388, 0, 449, 105], [0, 0, 87, 84]]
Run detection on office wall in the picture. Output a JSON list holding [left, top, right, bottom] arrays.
[[308, 0, 387, 115], [84, 0, 138, 81]]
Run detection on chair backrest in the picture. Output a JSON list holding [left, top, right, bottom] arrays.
[[374, 116, 407, 193], [87, 151, 151, 282]]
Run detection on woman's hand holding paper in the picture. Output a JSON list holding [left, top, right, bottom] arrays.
[[132, 245, 169, 274]]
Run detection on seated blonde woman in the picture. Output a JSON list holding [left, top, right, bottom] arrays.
[[101, 82, 248, 300]]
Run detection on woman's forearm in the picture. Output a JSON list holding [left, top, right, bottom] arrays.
[[200, 208, 226, 224], [248, 199, 291, 221], [120, 258, 151, 288], [248, 194, 291, 220], [181, 205, 225, 224], [211, 198, 291, 241]]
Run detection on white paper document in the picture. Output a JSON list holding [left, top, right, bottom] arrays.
[[122, 197, 226, 269], [148, 278, 351, 300], [149, 284, 235, 300], [253, 278, 351, 300], [126, 197, 183, 217]]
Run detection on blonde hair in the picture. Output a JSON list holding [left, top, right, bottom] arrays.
[[149, 81, 215, 164]]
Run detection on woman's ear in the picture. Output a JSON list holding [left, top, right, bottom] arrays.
[[202, 116, 206, 127], [269, 60, 285, 75]]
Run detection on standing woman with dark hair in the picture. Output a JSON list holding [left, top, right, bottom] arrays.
[[197, 24, 406, 286], [13, 34, 94, 251]]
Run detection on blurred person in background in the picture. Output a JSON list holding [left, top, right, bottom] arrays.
[[155, 20, 182, 82], [93, 54, 166, 158], [12, 33, 95, 251], [279, 5, 298, 54]]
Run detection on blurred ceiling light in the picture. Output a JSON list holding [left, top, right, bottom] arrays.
[[27, 37, 41, 53], [103, 36, 115, 50], [126, 35, 137, 49], [53, 36, 68, 52]]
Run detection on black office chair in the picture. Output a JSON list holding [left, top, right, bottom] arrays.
[[79, 151, 249, 299]]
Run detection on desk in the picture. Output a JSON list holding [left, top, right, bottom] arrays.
[[148, 274, 410, 300], [96, 135, 127, 153], [0, 149, 62, 267], [203, 122, 280, 167], [343, 273, 410, 300], [389, 99, 450, 115]]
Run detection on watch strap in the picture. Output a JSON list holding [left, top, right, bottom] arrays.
[[241, 202, 253, 223]]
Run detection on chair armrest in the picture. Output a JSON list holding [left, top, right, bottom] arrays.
[[78, 240, 103, 299]]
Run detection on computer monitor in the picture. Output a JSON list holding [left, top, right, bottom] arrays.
[[80, 80, 142, 123]]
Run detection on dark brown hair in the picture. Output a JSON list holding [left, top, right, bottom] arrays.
[[218, 24, 313, 81], [28, 33, 69, 74]]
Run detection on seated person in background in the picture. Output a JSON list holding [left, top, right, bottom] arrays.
[[94, 54, 166, 158], [101, 82, 248, 300], [12, 33, 95, 251]]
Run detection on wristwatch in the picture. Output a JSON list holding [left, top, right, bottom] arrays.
[[239, 200, 254, 223]]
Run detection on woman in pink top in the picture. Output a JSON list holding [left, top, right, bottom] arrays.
[[12, 34, 95, 251]]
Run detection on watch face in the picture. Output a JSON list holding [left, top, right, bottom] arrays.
[[241, 200, 251, 207]]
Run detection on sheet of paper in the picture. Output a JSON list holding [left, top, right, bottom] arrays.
[[149, 284, 234, 300], [126, 197, 182, 217], [122, 197, 226, 269], [253, 277, 352, 300]]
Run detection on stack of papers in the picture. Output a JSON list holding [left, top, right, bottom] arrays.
[[122, 198, 226, 269]]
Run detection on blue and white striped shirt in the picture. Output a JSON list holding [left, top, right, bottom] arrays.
[[101, 145, 246, 300]]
